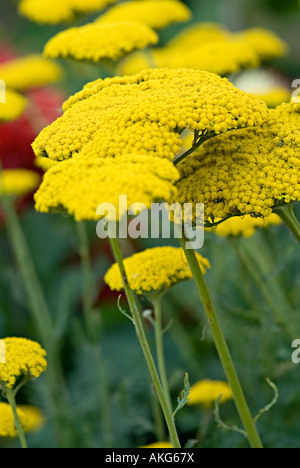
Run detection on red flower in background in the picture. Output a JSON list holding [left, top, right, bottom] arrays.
[[0, 87, 63, 170], [0, 46, 64, 222]]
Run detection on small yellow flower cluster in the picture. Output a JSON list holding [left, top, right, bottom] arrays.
[[104, 246, 210, 295], [121, 24, 287, 77], [0, 90, 27, 122], [257, 87, 291, 108], [209, 214, 281, 238], [174, 101, 300, 223], [44, 22, 158, 64], [187, 380, 233, 407], [96, 0, 192, 30], [0, 403, 44, 438], [0, 338, 47, 389], [18, 0, 115, 24], [141, 442, 173, 448], [32, 69, 268, 162], [34, 157, 58, 172], [34, 155, 180, 221], [0, 55, 62, 91], [0, 169, 40, 198]]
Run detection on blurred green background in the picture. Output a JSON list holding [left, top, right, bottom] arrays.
[[0, 0, 300, 449]]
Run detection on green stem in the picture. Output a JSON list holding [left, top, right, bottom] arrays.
[[174, 132, 216, 167], [152, 298, 173, 414], [150, 384, 166, 442], [108, 236, 181, 449], [5, 387, 28, 449], [233, 238, 298, 340], [0, 195, 77, 447], [274, 204, 300, 243], [179, 236, 263, 449], [76, 221, 113, 448]]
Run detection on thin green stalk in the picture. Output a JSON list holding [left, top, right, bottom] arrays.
[[150, 384, 166, 442], [152, 298, 173, 414], [174, 132, 216, 167], [109, 236, 181, 449], [233, 237, 298, 340], [179, 236, 263, 449], [0, 195, 77, 447], [76, 221, 113, 448], [5, 387, 28, 449], [274, 204, 300, 243]]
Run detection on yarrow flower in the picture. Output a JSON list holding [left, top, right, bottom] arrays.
[[0, 337, 47, 389], [44, 22, 158, 64], [209, 214, 282, 238], [121, 24, 287, 77], [96, 0, 191, 30], [141, 442, 174, 448], [174, 101, 300, 224], [18, 0, 115, 24], [0, 403, 44, 438], [233, 69, 291, 108], [0, 90, 27, 122], [32, 68, 268, 162], [0, 169, 40, 198], [0, 55, 62, 91], [34, 155, 180, 221], [187, 380, 233, 408], [104, 247, 210, 296]]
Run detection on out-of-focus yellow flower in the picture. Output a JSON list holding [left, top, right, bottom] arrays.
[[0, 337, 47, 389], [34, 154, 180, 221], [141, 442, 174, 448], [0, 55, 62, 91], [0, 169, 40, 198], [0, 90, 27, 122], [104, 247, 210, 296], [96, 0, 191, 30], [18, 0, 115, 24], [34, 157, 58, 172], [0, 403, 44, 437], [233, 70, 291, 108], [32, 68, 268, 162], [209, 214, 282, 238], [187, 380, 233, 408], [174, 101, 300, 224], [44, 22, 158, 64], [120, 24, 287, 77]]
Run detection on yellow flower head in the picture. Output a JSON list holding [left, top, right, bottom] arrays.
[[0, 338, 47, 389], [0, 90, 27, 122], [96, 0, 191, 30], [34, 154, 180, 221], [0, 169, 40, 198], [34, 157, 58, 172], [121, 24, 287, 77], [32, 68, 268, 162], [237, 27, 287, 61], [0, 55, 62, 91], [187, 380, 233, 408], [18, 0, 115, 24], [210, 214, 282, 238], [141, 442, 174, 448], [174, 101, 300, 224], [44, 22, 158, 64], [0, 403, 44, 438], [104, 247, 210, 296], [256, 88, 291, 108]]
